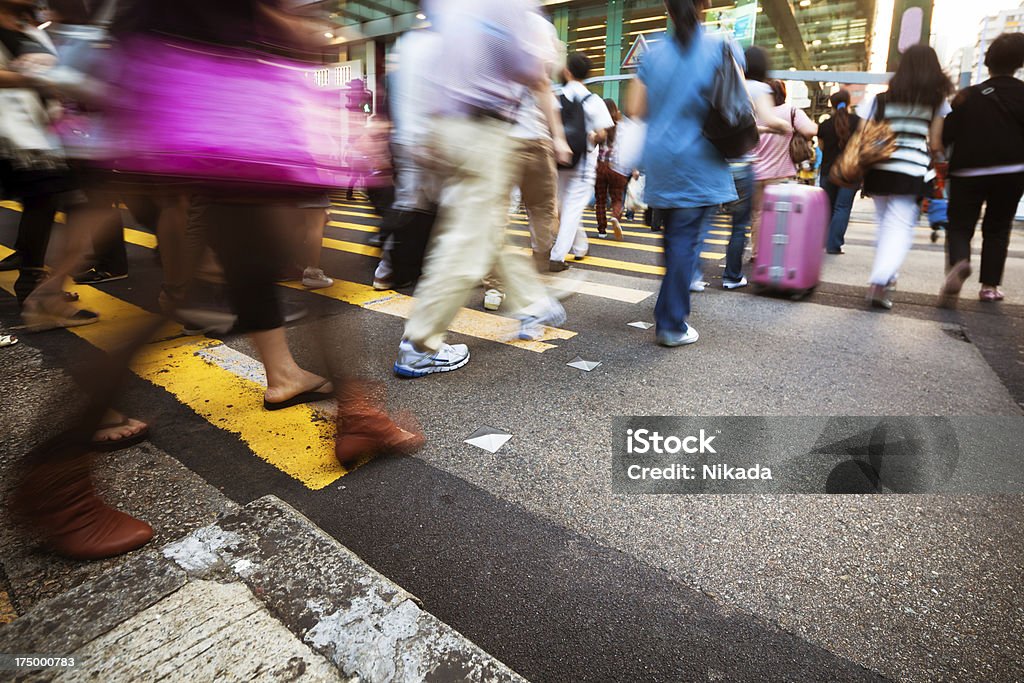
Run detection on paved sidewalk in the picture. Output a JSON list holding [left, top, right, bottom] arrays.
[[0, 333, 524, 682], [0, 496, 525, 682]]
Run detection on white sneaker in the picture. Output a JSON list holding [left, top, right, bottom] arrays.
[[516, 298, 567, 341], [657, 326, 699, 347], [597, 232, 609, 240], [303, 267, 333, 289], [483, 289, 505, 311], [722, 276, 748, 290], [373, 278, 392, 291], [394, 340, 470, 378], [690, 280, 709, 293]]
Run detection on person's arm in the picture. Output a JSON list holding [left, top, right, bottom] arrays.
[[795, 109, 818, 138], [534, 79, 572, 166], [625, 78, 647, 120], [930, 114, 946, 160], [0, 70, 38, 88], [930, 101, 952, 160], [586, 94, 614, 145], [754, 92, 791, 134], [941, 105, 960, 149]]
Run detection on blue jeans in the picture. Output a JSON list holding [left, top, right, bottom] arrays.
[[822, 176, 857, 252], [724, 163, 754, 282], [691, 216, 715, 286], [656, 206, 716, 337]]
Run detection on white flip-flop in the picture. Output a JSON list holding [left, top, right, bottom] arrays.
[[0, 334, 18, 348]]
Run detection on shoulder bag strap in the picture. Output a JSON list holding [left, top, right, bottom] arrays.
[[979, 84, 1024, 133]]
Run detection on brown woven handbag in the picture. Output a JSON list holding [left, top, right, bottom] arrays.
[[788, 108, 815, 165], [829, 96, 897, 188]]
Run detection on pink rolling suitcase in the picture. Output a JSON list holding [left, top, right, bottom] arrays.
[[752, 183, 829, 298]]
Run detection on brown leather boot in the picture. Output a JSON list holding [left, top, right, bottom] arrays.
[[12, 454, 153, 561], [335, 383, 425, 466]]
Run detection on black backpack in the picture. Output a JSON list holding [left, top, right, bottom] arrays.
[[558, 91, 595, 169]]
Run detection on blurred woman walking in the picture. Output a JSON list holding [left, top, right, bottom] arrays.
[[627, 0, 740, 347], [818, 89, 861, 255], [861, 45, 954, 310], [594, 98, 628, 241], [750, 79, 817, 262]]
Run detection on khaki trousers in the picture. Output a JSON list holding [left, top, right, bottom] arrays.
[[404, 117, 548, 351], [484, 137, 558, 290]]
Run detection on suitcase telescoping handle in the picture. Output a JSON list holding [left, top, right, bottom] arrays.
[[767, 185, 802, 285]]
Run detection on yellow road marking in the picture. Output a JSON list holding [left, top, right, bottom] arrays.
[[322, 236, 382, 258], [124, 227, 158, 249], [328, 220, 377, 233], [327, 219, 728, 255], [279, 280, 576, 352], [0, 242, 346, 490], [329, 209, 379, 220], [508, 219, 658, 242], [113, 230, 578, 353]]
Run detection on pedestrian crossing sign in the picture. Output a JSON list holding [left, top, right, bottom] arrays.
[[622, 33, 659, 70]]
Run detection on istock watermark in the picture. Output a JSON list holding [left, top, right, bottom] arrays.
[[611, 417, 1024, 494]]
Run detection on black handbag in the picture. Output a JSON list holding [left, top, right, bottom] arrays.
[[702, 39, 760, 159]]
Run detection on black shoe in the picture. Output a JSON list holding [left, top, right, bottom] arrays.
[[826, 248, 844, 255], [275, 265, 304, 282], [548, 260, 570, 273], [172, 281, 237, 335], [0, 252, 22, 271], [283, 302, 308, 324], [73, 268, 128, 285]]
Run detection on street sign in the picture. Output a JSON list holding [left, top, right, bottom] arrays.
[[622, 34, 650, 71]]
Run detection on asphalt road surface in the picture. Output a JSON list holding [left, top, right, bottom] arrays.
[[2, 195, 1022, 682]]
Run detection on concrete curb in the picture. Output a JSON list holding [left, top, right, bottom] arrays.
[[0, 496, 527, 682]]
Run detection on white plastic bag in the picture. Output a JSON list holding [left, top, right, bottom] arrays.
[[625, 175, 647, 214]]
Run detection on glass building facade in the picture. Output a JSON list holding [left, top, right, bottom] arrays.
[[328, 0, 883, 113], [545, 0, 877, 103]]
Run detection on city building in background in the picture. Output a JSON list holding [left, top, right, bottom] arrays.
[[973, 2, 1024, 83], [322, 1, 946, 114]]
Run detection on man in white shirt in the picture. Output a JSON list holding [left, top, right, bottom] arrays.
[[394, 0, 567, 377], [549, 52, 614, 269], [482, 10, 570, 310], [371, 24, 443, 291]]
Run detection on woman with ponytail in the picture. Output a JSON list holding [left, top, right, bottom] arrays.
[[625, 0, 737, 348], [818, 88, 862, 254]]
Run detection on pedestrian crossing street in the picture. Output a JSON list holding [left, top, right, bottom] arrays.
[[328, 196, 731, 279], [1, 194, 950, 491], [0, 197, 677, 491]]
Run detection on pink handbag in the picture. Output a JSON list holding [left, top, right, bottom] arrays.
[[99, 36, 375, 189]]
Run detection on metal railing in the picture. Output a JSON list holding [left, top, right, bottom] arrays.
[[585, 70, 893, 86]]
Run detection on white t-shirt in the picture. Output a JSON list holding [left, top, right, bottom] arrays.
[[511, 13, 562, 141], [559, 79, 614, 174], [391, 30, 444, 147]]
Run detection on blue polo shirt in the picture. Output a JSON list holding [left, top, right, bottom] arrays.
[[639, 29, 737, 209]]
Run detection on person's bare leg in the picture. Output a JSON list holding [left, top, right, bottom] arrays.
[[303, 208, 328, 268], [251, 327, 333, 403], [21, 201, 116, 322], [155, 195, 191, 314]]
